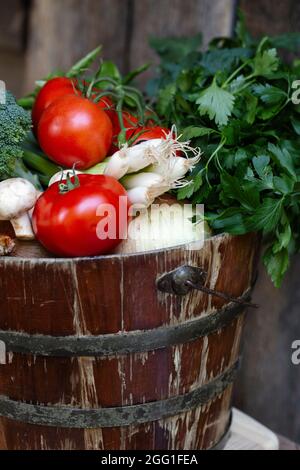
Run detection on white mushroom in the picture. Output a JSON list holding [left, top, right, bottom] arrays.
[[28, 191, 43, 219], [0, 178, 39, 240]]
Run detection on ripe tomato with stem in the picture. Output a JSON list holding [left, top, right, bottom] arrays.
[[38, 94, 113, 169], [32, 174, 129, 257]]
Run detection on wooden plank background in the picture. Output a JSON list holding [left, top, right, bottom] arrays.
[[0, 0, 236, 94], [0, 0, 300, 443], [0, 0, 27, 51], [0, 0, 27, 94]]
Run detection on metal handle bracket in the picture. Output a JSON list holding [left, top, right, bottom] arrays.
[[156, 265, 258, 308]]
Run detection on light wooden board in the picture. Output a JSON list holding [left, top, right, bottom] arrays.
[[224, 408, 279, 450]]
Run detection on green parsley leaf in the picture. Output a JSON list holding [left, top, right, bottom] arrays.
[[263, 246, 289, 288], [253, 48, 279, 77], [177, 173, 203, 200], [181, 126, 215, 140], [246, 197, 284, 233], [221, 120, 242, 145], [274, 222, 292, 253], [200, 48, 251, 76], [273, 175, 295, 194], [209, 208, 247, 235], [252, 155, 270, 177], [268, 143, 297, 180], [244, 93, 258, 124], [196, 78, 235, 126], [157, 83, 177, 116], [252, 83, 287, 105], [290, 115, 300, 135], [221, 172, 259, 211]]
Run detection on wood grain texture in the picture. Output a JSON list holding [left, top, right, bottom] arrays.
[[23, 0, 236, 93], [24, 0, 129, 93], [130, 0, 236, 86], [240, 0, 300, 38], [0, 0, 26, 52], [0, 1, 27, 96], [0, 51, 25, 97], [0, 224, 259, 450]]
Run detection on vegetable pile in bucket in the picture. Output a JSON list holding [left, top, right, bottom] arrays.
[[0, 47, 205, 258], [2, 14, 300, 286]]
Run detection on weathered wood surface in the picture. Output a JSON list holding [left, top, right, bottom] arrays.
[[240, 0, 300, 38], [23, 0, 235, 92], [0, 225, 259, 450], [24, 0, 129, 93], [0, 51, 25, 96], [0, 0, 27, 52], [129, 0, 235, 85], [0, 0, 27, 95]]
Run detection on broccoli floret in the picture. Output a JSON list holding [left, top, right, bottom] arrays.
[[0, 91, 32, 180]]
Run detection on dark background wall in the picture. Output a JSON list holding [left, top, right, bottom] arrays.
[[0, 0, 300, 443]]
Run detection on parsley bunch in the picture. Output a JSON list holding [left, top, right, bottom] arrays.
[[149, 15, 300, 287]]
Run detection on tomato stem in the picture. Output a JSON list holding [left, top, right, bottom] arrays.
[[59, 167, 80, 194]]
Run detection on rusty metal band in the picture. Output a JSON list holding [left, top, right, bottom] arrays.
[[0, 361, 239, 428], [0, 295, 250, 357]]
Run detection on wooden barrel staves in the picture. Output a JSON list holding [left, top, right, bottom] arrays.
[[0, 224, 260, 450]]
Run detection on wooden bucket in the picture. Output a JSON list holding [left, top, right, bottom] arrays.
[[0, 224, 259, 450]]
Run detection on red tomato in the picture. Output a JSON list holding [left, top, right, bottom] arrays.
[[32, 77, 78, 134], [32, 174, 129, 257], [38, 95, 113, 170], [127, 126, 170, 144], [110, 110, 139, 135], [33, 78, 116, 134], [92, 93, 115, 121], [80, 80, 116, 120]]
